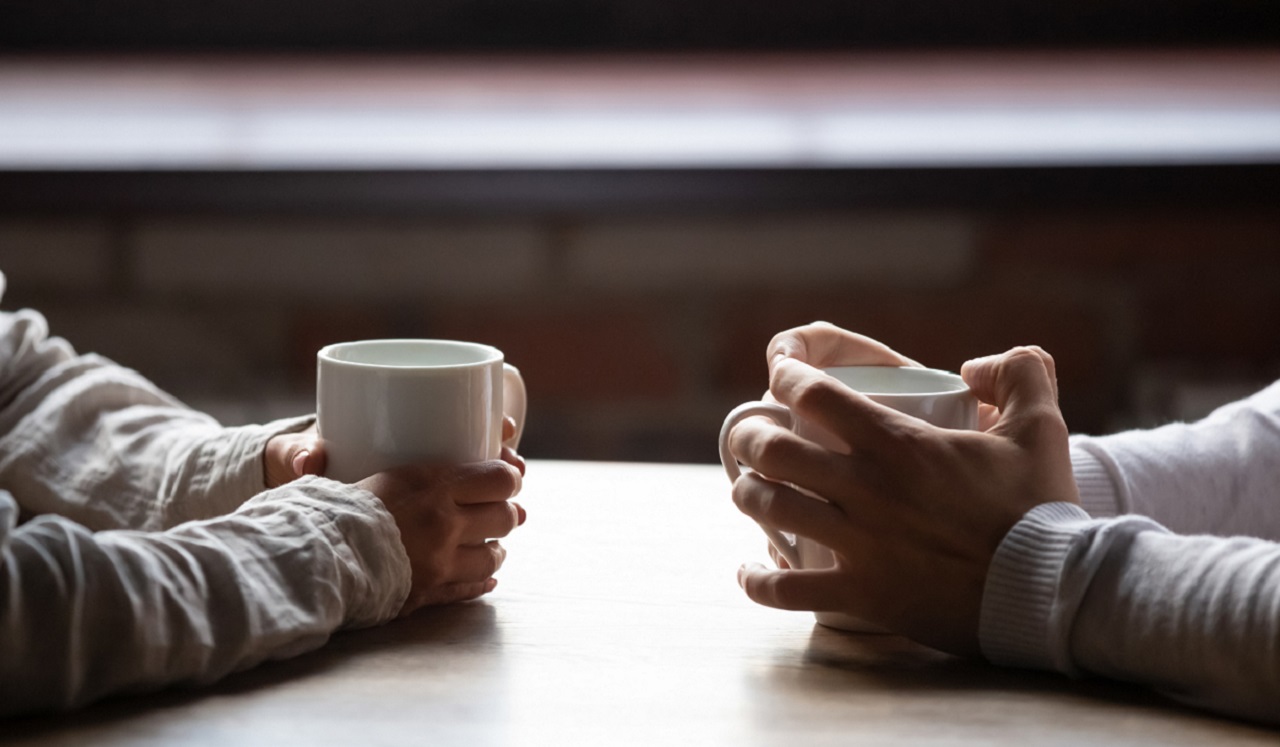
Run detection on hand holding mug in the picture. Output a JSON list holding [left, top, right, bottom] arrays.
[[358, 459, 525, 615], [263, 417, 526, 489], [725, 324, 1079, 656], [721, 362, 979, 633], [266, 417, 526, 613], [308, 339, 530, 612], [766, 321, 1001, 431]]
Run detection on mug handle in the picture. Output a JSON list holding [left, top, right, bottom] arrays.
[[503, 363, 528, 450], [718, 401, 802, 568]]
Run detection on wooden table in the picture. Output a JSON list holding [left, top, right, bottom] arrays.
[[6, 461, 1276, 745]]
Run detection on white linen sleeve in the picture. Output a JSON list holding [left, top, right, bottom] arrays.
[[0, 306, 313, 531], [0, 476, 412, 717], [980, 503, 1280, 725]]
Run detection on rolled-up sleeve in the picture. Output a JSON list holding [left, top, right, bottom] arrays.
[[0, 477, 411, 717], [0, 305, 316, 531], [0, 279, 411, 716]]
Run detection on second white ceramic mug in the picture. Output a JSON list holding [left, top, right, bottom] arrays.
[[317, 339, 527, 484], [719, 365, 978, 632]]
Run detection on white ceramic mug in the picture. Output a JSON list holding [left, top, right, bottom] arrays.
[[317, 339, 527, 484], [718, 365, 978, 632]]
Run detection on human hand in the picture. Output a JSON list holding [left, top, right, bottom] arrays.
[[357, 458, 525, 615], [767, 321, 921, 369], [727, 345, 1079, 656], [769, 321, 1000, 430], [264, 417, 527, 488], [265, 425, 326, 488]]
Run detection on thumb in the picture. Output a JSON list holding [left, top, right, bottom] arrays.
[[264, 430, 326, 488], [960, 346, 1064, 447]]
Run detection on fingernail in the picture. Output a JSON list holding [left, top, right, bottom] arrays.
[[737, 564, 747, 587], [484, 578, 498, 593], [515, 503, 527, 526], [292, 450, 310, 476]]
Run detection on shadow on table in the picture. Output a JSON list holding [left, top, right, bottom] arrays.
[[4, 600, 499, 740], [756, 624, 1275, 735]]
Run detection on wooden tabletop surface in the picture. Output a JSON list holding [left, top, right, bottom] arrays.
[[6, 460, 1276, 745]]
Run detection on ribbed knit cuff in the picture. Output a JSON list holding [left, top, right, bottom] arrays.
[[1069, 442, 1121, 518], [979, 501, 1094, 675]]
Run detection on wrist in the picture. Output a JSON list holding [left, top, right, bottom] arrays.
[[978, 501, 1094, 674]]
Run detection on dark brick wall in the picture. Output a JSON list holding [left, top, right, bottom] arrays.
[[4, 207, 1278, 462]]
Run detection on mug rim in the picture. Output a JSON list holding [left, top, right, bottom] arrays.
[[318, 338, 504, 370], [823, 365, 969, 396]]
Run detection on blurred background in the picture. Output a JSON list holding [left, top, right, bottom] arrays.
[[2, 2, 1279, 462]]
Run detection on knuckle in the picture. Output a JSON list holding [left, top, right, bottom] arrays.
[[501, 464, 522, 497], [884, 420, 931, 454], [755, 488, 782, 523], [477, 461, 520, 499], [1027, 405, 1069, 441], [495, 504, 520, 537], [792, 376, 842, 413], [1005, 346, 1049, 372], [766, 330, 793, 355], [1000, 347, 1056, 390], [733, 475, 784, 522], [487, 543, 507, 574], [419, 504, 459, 546], [763, 575, 800, 610], [1024, 344, 1054, 365], [753, 433, 801, 472], [413, 558, 447, 589], [731, 475, 765, 515]]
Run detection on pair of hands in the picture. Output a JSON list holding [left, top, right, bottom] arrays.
[[264, 419, 526, 617], [261, 321, 1078, 651], [726, 322, 1080, 656]]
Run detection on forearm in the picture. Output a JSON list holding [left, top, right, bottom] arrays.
[[1, 305, 314, 529], [981, 503, 1280, 725], [1067, 381, 1280, 538], [1073, 529, 1280, 722], [0, 478, 410, 716]]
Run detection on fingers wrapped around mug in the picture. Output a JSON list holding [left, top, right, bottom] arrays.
[[737, 563, 846, 612], [740, 345, 1076, 656], [730, 471, 849, 549], [500, 416, 528, 476], [768, 358, 933, 457], [402, 578, 498, 612], [767, 322, 921, 373], [732, 414, 870, 506], [961, 345, 1067, 450], [448, 460, 524, 503], [449, 541, 508, 584], [458, 500, 526, 544], [358, 459, 525, 617]]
